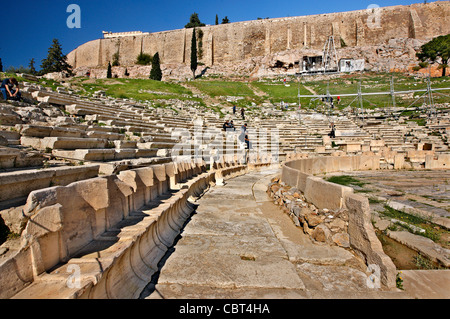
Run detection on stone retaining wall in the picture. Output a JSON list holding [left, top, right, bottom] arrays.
[[281, 152, 450, 288], [281, 154, 395, 288]]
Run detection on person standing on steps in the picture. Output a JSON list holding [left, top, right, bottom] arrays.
[[241, 107, 245, 120], [328, 122, 336, 139]]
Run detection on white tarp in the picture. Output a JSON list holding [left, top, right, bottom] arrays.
[[339, 59, 365, 72]]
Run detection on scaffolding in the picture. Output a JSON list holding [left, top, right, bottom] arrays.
[[295, 73, 450, 124], [323, 36, 339, 73]]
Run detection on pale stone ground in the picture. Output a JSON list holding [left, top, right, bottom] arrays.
[[328, 170, 450, 220], [140, 168, 450, 299]]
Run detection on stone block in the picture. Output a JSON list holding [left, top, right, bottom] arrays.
[[52, 149, 116, 161], [304, 176, 353, 211], [394, 154, 405, 169], [332, 232, 350, 248], [343, 143, 361, 152], [345, 193, 397, 288], [425, 154, 450, 169]]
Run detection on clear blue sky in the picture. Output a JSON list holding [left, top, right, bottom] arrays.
[[1, 0, 421, 71]]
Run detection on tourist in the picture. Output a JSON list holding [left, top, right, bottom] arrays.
[[223, 120, 231, 131], [337, 96, 341, 105], [1, 78, 21, 101], [233, 105, 236, 115], [245, 133, 250, 149], [241, 108, 245, 120], [239, 123, 247, 143], [328, 122, 336, 138], [230, 120, 235, 131]]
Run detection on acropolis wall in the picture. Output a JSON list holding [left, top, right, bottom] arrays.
[[67, 2, 450, 70]]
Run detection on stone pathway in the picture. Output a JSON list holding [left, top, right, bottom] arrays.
[[141, 169, 447, 299]]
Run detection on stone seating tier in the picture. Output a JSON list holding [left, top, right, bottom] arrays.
[[0, 164, 100, 203], [0, 159, 277, 299], [51, 148, 160, 162]]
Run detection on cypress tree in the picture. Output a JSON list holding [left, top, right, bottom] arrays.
[[107, 61, 112, 78], [40, 38, 72, 75], [0, 58, 3, 72], [29, 58, 37, 75], [190, 28, 198, 79], [150, 52, 162, 81], [215, 14, 219, 25]]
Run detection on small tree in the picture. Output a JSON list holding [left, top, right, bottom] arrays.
[[416, 34, 450, 77], [185, 13, 205, 28], [0, 58, 3, 72], [40, 38, 72, 75], [112, 52, 120, 66], [215, 14, 219, 25], [107, 61, 112, 78], [222, 16, 230, 24], [28, 58, 37, 75], [136, 51, 152, 65], [190, 28, 198, 79], [150, 52, 162, 81]]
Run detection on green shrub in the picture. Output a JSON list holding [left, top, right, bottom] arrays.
[[136, 52, 152, 65]]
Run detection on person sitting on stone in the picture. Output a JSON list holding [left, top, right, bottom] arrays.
[[1, 78, 21, 101], [229, 120, 235, 131], [223, 120, 231, 131]]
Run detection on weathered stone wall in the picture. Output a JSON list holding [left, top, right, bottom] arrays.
[[281, 155, 395, 288], [67, 2, 450, 70]]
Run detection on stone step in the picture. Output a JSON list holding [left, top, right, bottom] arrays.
[[85, 130, 125, 140], [52, 149, 116, 161], [0, 147, 45, 169], [52, 148, 160, 162], [21, 136, 109, 151], [0, 164, 100, 202], [18, 124, 84, 138]]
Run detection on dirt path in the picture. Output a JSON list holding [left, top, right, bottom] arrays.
[[180, 82, 222, 109], [247, 83, 269, 98], [303, 85, 318, 95]]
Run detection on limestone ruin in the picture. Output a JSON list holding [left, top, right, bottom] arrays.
[[67, 2, 450, 79]]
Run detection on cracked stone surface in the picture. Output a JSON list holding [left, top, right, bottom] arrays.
[[142, 169, 422, 299]]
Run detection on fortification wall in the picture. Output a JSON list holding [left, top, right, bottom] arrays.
[[67, 2, 450, 70]]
